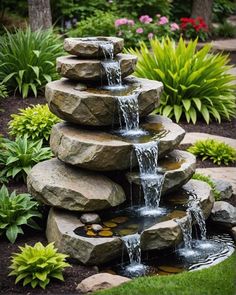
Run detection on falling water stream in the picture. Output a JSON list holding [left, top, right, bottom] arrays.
[[176, 210, 193, 249], [188, 199, 207, 240]]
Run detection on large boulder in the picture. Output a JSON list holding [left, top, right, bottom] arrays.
[[64, 37, 124, 58], [27, 158, 126, 211], [126, 150, 196, 197], [140, 179, 214, 250], [56, 54, 137, 82], [45, 77, 163, 126], [46, 208, 123, 265], [50, 115, 186, 171], [211, 201, 236, 227], [76, 273, 131, 293]]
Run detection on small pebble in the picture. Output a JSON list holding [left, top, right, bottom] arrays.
[[91, 224, 103, 232]]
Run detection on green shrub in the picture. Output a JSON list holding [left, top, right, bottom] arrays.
[[9, 242, 70, 289], [214, 21, 236, 38], [0, 185, 41, 243], [0, 28, 63, 98], [0, 82, 8, 99], [213, 0, 236, 22], [0, 135, 53, 182], [9, 104, 61, 142], [187, 139, 236, 165], [69, 10, 117, 38], [128, 37, 236, 124], [192, 173, 221, 200]]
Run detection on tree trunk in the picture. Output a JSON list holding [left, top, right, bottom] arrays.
[[191, 0, 213, 28], [28, 0, 52, 31]]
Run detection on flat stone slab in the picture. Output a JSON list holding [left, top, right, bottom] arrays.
[[141, 179, 214, 250], [76, 273, 131, 293], [27, 158, 126, 211], [182, 132, 236, 149], [50, 115, 185, 171], [46, 77, 163, 126], [56, 54, 137, 82], [64, 37, 124, 58], [126, 150, 196, 196], [196, 167, 236, 195], [46, 208, 123, 265]]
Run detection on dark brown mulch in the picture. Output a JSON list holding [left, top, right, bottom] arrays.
[[0, 95, 47, 138], [179, 118, 236, 139], [0, 230, 97, 295]]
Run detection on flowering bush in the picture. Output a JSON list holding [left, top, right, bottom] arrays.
[[115, 14, 180, 48], [180, 17, 208, 41]]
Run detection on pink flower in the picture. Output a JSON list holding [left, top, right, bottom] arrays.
[[115, 18, 128, 27], [148, 32, 154, 39], [139, 15, 153, 24], [127, 19, 135, 26], [159, 16, 169, 25], [136, 27, 144, 34], [170, 23, 179, 31]]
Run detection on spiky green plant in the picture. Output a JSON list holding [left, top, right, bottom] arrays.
[[9, 242, 70, 289], [0, 82, 8, 98], [0, 185, 41, 243], [128, 37, 236, 124], [0, 28, 63, 98], [192, 173, 221, 200], [0, 135, 53, 182], [188, 139, 236, 165], [9, 104, 61, 141]]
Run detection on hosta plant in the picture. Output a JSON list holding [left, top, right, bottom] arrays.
[[192, 173, 220, 200], [0, 28, 63, 98], [9, 104, 61, 142], [128, 37, 236, 124], [9, 242, 70, 289], [187, 139, 236, 165], [0, 135, 53, 182], [0, 185, 41, 243]]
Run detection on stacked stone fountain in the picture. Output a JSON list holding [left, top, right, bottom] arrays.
[[27, 37, 214, 266]]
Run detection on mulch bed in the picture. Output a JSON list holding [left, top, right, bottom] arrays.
[[0, 95, 235, 294]]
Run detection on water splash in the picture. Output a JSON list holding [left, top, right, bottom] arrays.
[[134, 141, 165, 212], [176, 210, 193, 249], [188, 199, 207, 240]]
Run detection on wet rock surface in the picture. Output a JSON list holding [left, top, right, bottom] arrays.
[[46, 208, 123, 265], [50, 115, 185, 171], [56, 54, 137, 82], [126, 150, 196, 196], [46, 77, 163, 126]]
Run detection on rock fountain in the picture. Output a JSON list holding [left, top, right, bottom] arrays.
[[27, 37, 218, 272]]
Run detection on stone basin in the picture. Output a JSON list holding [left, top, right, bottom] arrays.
[[46, 180, 214, 265], [50, 115, 186, 171], [45, 76, 163, 126], [27, 158, 126, 212], [126, 150, 196, 197], [140, 180, 214, 251], [64, 37, 124, 58], [56, 54, 137, 82]]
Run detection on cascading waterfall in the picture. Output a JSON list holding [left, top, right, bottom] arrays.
[[188, 199, 207, 240], [134, 141, 165, 213], [117, 92, 140, 132], [176, 210, 193, 249], [100, 42, 122, 87], [122, 234, 141, 266]]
